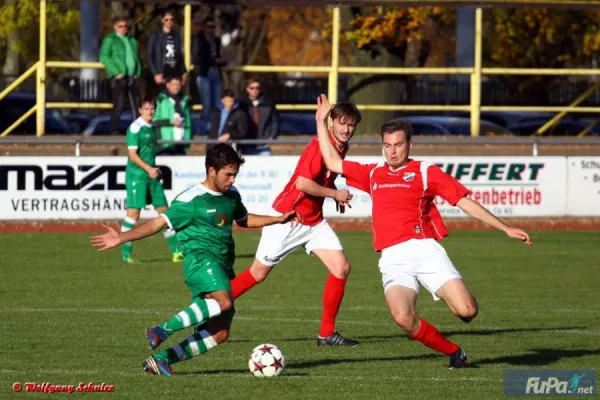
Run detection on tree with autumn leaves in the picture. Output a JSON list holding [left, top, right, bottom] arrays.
[[2, 3, 600, 132]]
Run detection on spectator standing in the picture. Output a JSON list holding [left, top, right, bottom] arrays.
[[209, 89, 249, 151], [239, 77, 279, 156], [192, 17, 226, 130], [100, 16, 143, 135], [147, 10, 187, 95], [153, 76, 192, 156]]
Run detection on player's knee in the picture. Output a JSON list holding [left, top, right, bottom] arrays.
[[456, 300, 478, 321], [216, 297, 233, 312], [329, 260, 351, 279], [390, 310, 419, 332]]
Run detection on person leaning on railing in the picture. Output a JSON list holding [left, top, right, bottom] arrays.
[[99, 16, 143, 135]]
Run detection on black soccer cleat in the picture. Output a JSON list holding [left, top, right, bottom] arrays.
[[317, 331, 359, 346], [448, 348, 468, 369]]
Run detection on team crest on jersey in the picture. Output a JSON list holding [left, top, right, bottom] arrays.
[[212, 214, 227, 227], [403, 172, 415, 182]]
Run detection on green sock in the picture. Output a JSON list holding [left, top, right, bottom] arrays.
[[163, 228, 180, 254], [159, 298, 221, 334], [154, 329, 218, 365], [121, 216, 136, 260]]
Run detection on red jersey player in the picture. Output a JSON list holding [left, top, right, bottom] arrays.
[[229, 102, 362, 346], [314, 94, 533, 367]]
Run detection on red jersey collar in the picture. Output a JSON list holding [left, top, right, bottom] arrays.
[[386, 158, 414, 172]]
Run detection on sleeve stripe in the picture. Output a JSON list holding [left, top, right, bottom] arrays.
[[127, 146, 138, 149], [235, 213, 248, 222], [160, 213, 174, 230]]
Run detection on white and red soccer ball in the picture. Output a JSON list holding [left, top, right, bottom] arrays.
[[248, 343, 286, 377]]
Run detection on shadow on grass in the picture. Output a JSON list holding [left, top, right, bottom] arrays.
[[289, 353, 441, 370], [353, 326, 589, 342], [469, 348, 600, 367]]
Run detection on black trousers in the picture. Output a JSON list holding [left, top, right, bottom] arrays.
[[110, 76, 140, 133]]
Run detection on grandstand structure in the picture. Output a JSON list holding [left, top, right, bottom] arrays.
[[2, 0, 600, 138]]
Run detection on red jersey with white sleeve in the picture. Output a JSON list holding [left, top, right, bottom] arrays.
[[272, 134, 348, 226], [342, 159, 470, 251]]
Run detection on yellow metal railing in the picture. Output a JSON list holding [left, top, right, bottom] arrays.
[[4, 2, 600, 137]]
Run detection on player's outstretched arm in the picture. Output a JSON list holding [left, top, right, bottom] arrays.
[[296, 177, 353, 207], [91, 217, 167, 252], [456, 197, 533, 245], [237, 211, 297, 229], [315, 94, 343, 174]]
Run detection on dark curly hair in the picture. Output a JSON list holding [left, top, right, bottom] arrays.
[[205, 143, 245, 173]]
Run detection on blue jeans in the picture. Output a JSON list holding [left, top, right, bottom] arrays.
[[242, 145, 272, 156], [195, 68, 221, 129]]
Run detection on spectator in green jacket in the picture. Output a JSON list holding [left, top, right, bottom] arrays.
[[153, 76, 192, 156], [100, 16, 143, 135]]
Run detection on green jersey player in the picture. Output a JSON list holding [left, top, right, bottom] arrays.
[[91, 143, 296, 376], [122, 96, 182, 263]]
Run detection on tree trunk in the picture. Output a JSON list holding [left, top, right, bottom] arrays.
[[2, 0, 20, 83], [342, 8, 405, 135]]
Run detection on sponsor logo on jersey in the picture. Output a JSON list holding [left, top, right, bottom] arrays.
[[212, 214, 227, 227], [415, 224, 422, 234], [207, 209, 216, 213], [371, 182, 410, 190]]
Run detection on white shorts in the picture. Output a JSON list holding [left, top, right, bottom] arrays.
[[255, 211, 343, 267], [379, 239, 462, 301]]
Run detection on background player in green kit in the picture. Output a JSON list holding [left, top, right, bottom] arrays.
[[91, 143, 296, 376], [123, 96, 182, 263]]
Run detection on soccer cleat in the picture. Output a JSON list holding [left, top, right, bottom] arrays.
[[172, 252, 184, 263], [146, 326, 169, 350], [122, 256, 138, 264], [317, 331, 359, 346], [143, 356, 172, 376], [448, 349, 468, 369]]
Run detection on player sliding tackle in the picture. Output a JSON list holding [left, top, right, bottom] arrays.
[[91, 144, 296, 376], [314, 94, 532, 368]]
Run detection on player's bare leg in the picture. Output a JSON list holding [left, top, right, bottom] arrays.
[[385, 285, 467, 368], [121, 208, 141, 263], [155, 205, 183, 262], [312, 249, 358, 346], [435, 278, 478, 323]]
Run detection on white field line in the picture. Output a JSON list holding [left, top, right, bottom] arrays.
[[1, 307, 599, 334], [1, 306, 598, 313]]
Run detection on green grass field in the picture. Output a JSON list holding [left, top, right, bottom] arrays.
[[1, 230, 599, 399]]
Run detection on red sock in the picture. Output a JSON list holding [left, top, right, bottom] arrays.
[[408, 318, 460, 355], [319, 274, 347, 337], [231, 268, 259, 299]]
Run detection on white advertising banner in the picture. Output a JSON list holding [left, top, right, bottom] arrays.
[[566, 157, 600, 216], [0, 155, 573, 220], [329, 156, 568, 218]]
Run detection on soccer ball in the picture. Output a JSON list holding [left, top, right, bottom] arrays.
[[248, 343, 286, 377]]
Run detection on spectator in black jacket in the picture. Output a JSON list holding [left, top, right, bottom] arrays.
[[209, 89, 249, 152], [238, 77, 279, 156], [192, 17, 226, 130], [146, 10, 187, 94]]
